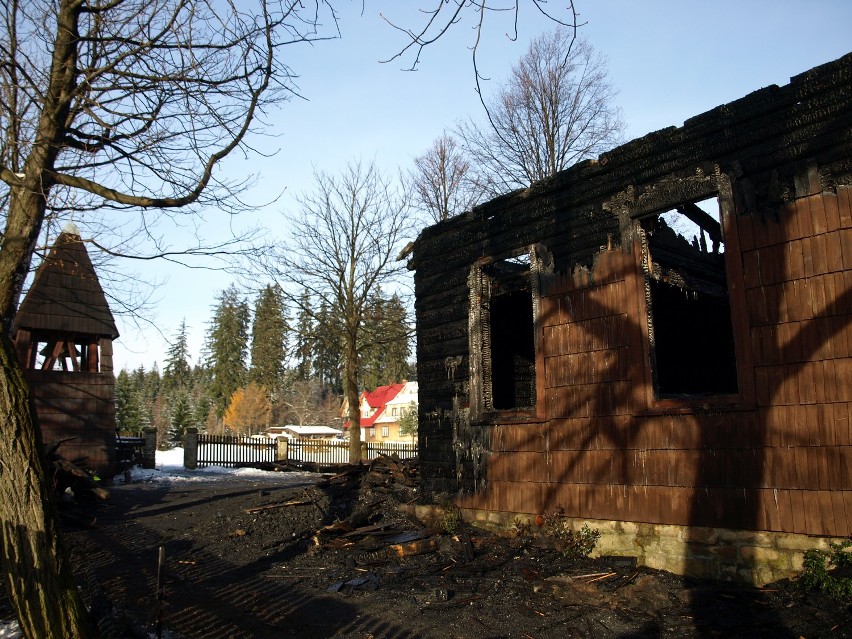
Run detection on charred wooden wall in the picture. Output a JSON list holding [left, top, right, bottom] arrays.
[[27, 370, 117, 476], [411, 53, 852, 537]]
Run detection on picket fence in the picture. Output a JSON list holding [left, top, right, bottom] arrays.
[[184, 430, 416, 470], [192, 434, 277, 468]]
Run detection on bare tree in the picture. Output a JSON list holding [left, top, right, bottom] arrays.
[[456, 31, 625, 195], [0, 1, 338, 636], [281, 377, 340, 427], [273, 160, 412, 463], [410, 133, 485, 223]]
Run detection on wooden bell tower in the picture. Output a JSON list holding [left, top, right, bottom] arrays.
[[12, 222, 121, 476]]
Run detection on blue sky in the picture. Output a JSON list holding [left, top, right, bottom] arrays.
[[108, 1, 852, 372]]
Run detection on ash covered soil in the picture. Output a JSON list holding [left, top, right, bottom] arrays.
[[21, 460, 852, 638]]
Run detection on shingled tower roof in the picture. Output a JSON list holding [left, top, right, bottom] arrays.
[[13, 223, 119, 338]]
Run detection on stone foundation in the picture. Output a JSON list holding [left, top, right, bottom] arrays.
[[406, 503, 843, 586]]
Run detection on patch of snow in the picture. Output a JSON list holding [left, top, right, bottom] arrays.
[[0, 619, 21, 639], [122, 447, 318, 487]]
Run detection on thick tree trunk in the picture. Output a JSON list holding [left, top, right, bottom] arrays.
[[0, 333, 97, 639], [344, 338, 361, 464]]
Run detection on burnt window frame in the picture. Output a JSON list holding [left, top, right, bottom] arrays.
[[468, 244, 548, 422], [631, 179, 754, 411]]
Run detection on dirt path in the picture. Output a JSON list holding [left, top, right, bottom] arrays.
[[16, 469, 852, 638]]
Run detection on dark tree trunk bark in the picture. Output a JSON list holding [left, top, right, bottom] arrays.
[[0, 333, 97, 639], [344, 336, 362, 464]]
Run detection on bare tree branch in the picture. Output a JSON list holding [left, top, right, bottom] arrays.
[[457, 30, 624, 196], [380, 1, 580, 73]]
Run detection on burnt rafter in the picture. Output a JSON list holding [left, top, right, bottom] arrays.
[[676, 202, 722, 253]]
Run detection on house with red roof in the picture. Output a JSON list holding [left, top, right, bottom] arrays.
[[342, 381, 418, 443]]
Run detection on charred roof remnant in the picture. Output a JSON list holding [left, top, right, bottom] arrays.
[[408, 53, 852, 585], [13, 223, 120, 476]]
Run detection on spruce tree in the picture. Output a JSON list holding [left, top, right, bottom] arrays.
[[115, 369, 145, 434], [381, 293, 412, 383], [398, 402, 418, 442], [205, 285, 250, 416], [168, 390, 196, 443], [313, 299, 343, 393], [163, 319, 192, 393], [360, 291, 411, 389], [293, 289, 314, 381], [249, 285, 287, 392]]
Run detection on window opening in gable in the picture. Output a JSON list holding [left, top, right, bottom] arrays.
[[641, 196, 738, 396]]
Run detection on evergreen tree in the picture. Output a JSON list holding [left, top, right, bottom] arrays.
[[124, 364, 161, 435], [205, 285, 250, 416], [115, 369, 146, 434], [313, 299, 343, 393], [398, 402, 418, 442], [249, 285, 287, 392], [381, 293, 413, 383], [360, 291, 411, 389], [168, 390, 196, 443], [163, 319, 192, 393], [189, 364, 214, 434], [141, 365, 162, 407], [293, 289, 314, 381]]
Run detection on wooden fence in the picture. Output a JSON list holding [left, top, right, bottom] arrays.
[[182, 428, 416, 470], [188, 433, 277, 469], [285, 439, 417, 466]]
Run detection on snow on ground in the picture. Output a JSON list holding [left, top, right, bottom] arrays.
[[0, 449, 319, 638], [124, 447, 319, 488]]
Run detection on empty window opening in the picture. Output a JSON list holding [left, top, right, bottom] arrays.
[[469, 247, 544, 417], [642, 197, 738, 396], [490, 289, 536, 410]]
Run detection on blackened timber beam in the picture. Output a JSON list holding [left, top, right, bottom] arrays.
[[676, 203, 722, 252]]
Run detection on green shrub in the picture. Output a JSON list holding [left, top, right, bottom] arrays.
[[798, 540, 852, 601]]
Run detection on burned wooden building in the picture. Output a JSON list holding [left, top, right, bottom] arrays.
[[409, 53, 852, 584], [13, 223, 120, 476]]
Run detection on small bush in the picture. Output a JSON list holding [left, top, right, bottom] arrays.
[[514, 508, 601, 558], [798, 540, 852, 602], [442, 508, 461, 535]]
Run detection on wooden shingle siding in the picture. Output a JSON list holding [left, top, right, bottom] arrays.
[[413, 54, 852, 538], [27, 371, 117, 471]]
